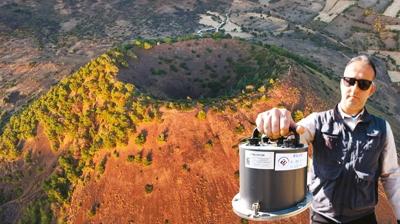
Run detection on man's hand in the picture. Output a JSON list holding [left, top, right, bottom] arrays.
[[256, 108, 306, 139]]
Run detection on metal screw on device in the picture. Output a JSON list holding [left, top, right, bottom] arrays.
[[252, 202, 260, 215]]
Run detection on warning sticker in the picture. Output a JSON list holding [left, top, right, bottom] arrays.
[[275, 152, 308, 171], [245, 151, 274, 169]]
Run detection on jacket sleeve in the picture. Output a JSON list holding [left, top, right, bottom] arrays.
[[297, 112, 317, 144], [380, 121, 400, 220]]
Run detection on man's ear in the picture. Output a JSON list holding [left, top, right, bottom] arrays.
[[369, 82, 376, 96]]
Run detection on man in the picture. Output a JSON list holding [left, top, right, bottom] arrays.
[[256, 55, 399, 224]]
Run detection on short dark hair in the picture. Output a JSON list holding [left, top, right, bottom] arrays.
[[345, 55, 377, 78]]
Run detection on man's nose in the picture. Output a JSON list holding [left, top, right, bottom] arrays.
[[349, 82, 360, 94]]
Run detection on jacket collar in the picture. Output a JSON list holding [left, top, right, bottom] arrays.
[[333, 104, 372, 123]]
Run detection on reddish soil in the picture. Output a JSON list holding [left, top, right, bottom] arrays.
[[0, 125, 59, 223], [65, 72, 396, 224], [67, 98, 305, 223], [0, 40, 396, 224]]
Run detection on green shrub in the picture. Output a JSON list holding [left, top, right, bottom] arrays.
[[179, 62, 189, 70], [113, 150, 119, 158], [14, 187, 23, 198], [145, 184, 153, 194], [88, 202, 100, 217], [182, 163, 190, 172], [58, 154, 81, 184], [150, 68, 166, 76], [43, 174, 71, 204], [143, 158, 152, 166], [18, 197, 52, 224], [163, 37, 173, 44], [43, 153, 82, 205], [234, 123, 245, 134], [169, 64, 178, 72], [205, 139, 213, 150], [127, 155, 135, 162], [97, 156, 107, 174], [24, 150, 32, 163], [241, 218, 249, 224], [134, 150, 143, 163], [135, 130, 147, 146], [143, 151, 152, 166], [157, 131, 167, 143], [196, 110, 207, 120]]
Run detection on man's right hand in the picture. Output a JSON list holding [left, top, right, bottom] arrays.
[[256, 108, 306, 139]]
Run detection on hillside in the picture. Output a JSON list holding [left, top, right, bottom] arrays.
[[2, 0, 400, 138], [0, 37, 396, 223]]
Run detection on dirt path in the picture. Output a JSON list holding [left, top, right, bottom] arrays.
[[383, 1, 400, 17]]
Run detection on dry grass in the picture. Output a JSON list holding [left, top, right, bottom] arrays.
[[314, 0, 356, 23]]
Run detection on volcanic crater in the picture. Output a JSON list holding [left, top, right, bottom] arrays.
[[117, 38, 261, 100]]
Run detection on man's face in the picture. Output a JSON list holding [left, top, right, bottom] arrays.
[[340, 60, 376, 114]]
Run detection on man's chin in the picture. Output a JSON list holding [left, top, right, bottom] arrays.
[[346, 97, 359, 104], [344, 100, 361, 109]]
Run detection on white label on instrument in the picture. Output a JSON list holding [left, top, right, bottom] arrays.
[[275, 152, 308, 171], [245, 151, 274, 169]]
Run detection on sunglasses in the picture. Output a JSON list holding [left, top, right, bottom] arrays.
[[341, 77, 373, 90]]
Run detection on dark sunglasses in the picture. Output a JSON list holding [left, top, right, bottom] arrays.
[[341, 77, 373, 90]]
